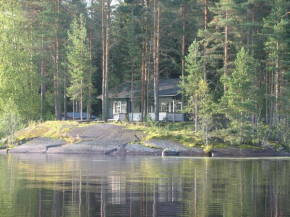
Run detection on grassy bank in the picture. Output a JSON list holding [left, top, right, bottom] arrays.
[[0, 121, 285, 153], [0, 121, 97, 148], [116, 121, 283, 152]]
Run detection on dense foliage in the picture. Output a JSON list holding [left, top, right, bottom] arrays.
[[0, 0, 290, 148]]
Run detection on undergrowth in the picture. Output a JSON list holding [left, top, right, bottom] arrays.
[[117, 121, 272, 151], [117, 122, 204, 148]]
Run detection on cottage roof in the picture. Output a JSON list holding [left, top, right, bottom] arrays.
[[97, 78, 181, 99]]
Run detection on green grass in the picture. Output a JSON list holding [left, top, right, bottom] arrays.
[[12, 120, 284, 152], [117, 122, 271, 151], [15, 121, 96, 144], [116, 122, 204, 148]]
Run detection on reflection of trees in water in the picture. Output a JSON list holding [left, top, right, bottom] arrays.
[[0, 155, 290, 216]]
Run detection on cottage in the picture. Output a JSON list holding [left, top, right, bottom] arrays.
[[98, 78, 184, 122]]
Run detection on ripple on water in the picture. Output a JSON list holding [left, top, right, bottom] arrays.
[[0, 154, 290, 217]]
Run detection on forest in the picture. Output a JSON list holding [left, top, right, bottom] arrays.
[[0, 0, 290, 148]]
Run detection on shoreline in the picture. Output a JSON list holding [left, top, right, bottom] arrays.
[[1, 122, 289, 157], [2, 138, 289, 157], [1, 149, 290, 157]]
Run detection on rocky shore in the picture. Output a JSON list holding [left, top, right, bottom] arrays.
[[3, 123, 290, 157]]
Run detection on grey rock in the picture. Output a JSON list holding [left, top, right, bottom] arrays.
[[9, 137, 66, 153], [162, 148, 180, 156]]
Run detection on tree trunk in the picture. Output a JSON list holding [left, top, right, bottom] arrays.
[[265, 62, 269, 125], [87, 29, 93, 120], [101, 0, 107, 121], [63, 68, 67, 120], [205, 123, 209, 146], [147, 42, 152, 116], [224, 9, 229, 93], [131, 68, 134, 122], [104, 0, 111, 122], [41, 33, 46, 121], [181, 3, 186, 112], [275, 40, 280, 124], [153, 0, 160, 122], [203, 0, 208, 80], [73, 99, 75, 120], [144, 0, 150, 118], [204, 0, 208, 30], [141, 48, 145, 122], [224, 10, 229, 92], [80, 79, 83, 121], [54, 0, 61, 120], [195, 97, 198, 133]]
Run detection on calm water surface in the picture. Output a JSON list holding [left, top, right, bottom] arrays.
[[0, 154, 290, 217]]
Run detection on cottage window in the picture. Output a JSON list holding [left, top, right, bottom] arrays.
[[159, 102, 169, 112], [113, 101, 121, 114], [175, 102, 182, 112]]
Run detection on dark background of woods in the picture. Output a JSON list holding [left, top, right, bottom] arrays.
[[1, 0, 290, 147]]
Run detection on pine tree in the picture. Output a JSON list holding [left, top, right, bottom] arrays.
[[264, 0, 290, 126], [181, 40, 214, 144], [66, 14, 92, 121], [181, 40, 204, 132], [221, 48, 257, 144]]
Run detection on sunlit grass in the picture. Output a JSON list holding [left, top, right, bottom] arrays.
[[116, 121, 272, 151], [115, 122, 204, 148], [15, 121, 96, 144]]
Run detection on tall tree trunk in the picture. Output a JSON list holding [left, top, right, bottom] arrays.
[[203, 0, 208, 80], [87, 30, 93, 120], [147, 42, 152, 116], [153, 0, 160, 122], [144, 43, 149, 119], [141, 45, 146, 122], [224, 9, 229, 93], [41, 33, 46, 121], [88, 1, 94, 120], [204, 0, 208, 30], [265, 62, 269, 125], [73, 99, 75, 120], [104, 0, 111, 121], [54, 0, 61, 120], [80, 79, 83, 121], [144, 0, 150, 118], [275, 40, 280, 124], [131, 67, 134, 122], [101, 0, 107, 121], [195, 97, 198, 133], [64, 72, 67, 120], [181, 3, 186, 112]]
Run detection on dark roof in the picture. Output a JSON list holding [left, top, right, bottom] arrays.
[[97, 78, 181, 99], [64, 112, 97, 119]]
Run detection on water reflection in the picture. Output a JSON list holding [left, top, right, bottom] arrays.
[[0, 154, 290, 217]]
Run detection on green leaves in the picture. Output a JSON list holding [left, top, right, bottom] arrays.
[[0, 0, 40, 120]]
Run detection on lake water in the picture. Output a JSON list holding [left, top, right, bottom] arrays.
[[0, 154, 289, 217]]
